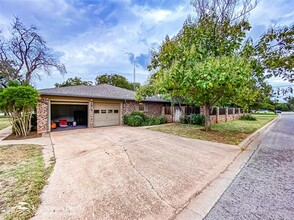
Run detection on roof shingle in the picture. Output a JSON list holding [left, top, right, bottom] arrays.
[[39, 84, 167, 103]]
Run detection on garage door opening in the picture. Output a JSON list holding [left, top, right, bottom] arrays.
[[51, 104, 88, 131]]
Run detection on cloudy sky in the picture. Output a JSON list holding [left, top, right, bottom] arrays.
[[0, 0, 293, 89]]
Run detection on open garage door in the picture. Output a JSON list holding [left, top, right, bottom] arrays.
[[94, 103, 120, 127], [51, 103, 88, 130]]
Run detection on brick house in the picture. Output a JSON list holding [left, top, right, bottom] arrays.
[[37, 84, 169, 134]]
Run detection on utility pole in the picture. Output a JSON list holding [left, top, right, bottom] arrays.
[[133, 62, 136, 91]]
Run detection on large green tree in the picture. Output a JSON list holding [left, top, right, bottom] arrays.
[[55, 77, 92, 87], [95, 73, 140, 91], [138, 0, 260, 131]]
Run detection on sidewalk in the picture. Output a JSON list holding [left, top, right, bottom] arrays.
[[0, 126, 12, 141]]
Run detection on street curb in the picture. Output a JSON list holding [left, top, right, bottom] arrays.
[[238, 114, 280, 149]]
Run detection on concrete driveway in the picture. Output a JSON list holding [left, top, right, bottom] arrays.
[[34, 126, 240, 220]]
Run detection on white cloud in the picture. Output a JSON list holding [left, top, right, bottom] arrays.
[[37, 2, 191, 88], [2, 0, 293, 90], [250, 0, 294, 28]]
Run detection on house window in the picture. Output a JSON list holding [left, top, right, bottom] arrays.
[[114, 110, 119, 113], [101, 110, 106, 114], [138, 103, 145, 111], [94, 110, 100, 114], [108, 109, 113, 113]]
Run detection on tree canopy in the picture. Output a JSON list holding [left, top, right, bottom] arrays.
[[55, 77, 92, 87], [257, 24, 294, 82], [0, 17, 66, 86], [137, 0, 293, 131], [95, 73, 140, 91], [139, 0, 263, 131], [0, 84, 39, 136]]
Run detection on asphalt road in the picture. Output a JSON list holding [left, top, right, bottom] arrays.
[[205, 113, 294, 220]]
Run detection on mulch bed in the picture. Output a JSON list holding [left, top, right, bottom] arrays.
[[4, 131, 41, 140]]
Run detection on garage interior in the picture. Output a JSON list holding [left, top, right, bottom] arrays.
[[51, 104, 88, 131]]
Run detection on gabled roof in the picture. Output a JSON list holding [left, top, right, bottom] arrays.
[[39, 84, 167, 103]]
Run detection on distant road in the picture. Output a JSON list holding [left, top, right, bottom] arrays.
[[205, 113, 294, 220]]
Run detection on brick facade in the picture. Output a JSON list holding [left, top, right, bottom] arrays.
[[36, 98, 166, 133], [37, 98, 49, 134], [121, 101, 165, 124], [122, 101, 137, 116], [144, 102, 165, 116], [89, 100, 94, 128], [122, 101, 165, 117]]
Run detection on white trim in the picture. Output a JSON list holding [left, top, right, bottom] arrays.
[[88, 101, 91, 128], [51, 101, 88, 105], [48, 100, 51, 132], [120, 101, 123, 125]]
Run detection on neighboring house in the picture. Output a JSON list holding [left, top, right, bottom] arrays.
[[37, 84, 169, 133]]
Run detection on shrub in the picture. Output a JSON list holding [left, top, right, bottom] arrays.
[[124, 112, 167, 127], [130, 111, 145, 118], [179, 115, 186, 124], [179, 115, 190, 124], [157, 115, 166, 124], [240, 114, 257, 121], [190, 114, 205, 125], [143, 116, 155, 126], [127, 115, 144, 126], [123, 115, 130, 124]]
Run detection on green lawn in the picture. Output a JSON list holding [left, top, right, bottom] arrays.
[[254, 112, 276, 115], [0, 117, 10, 131], [149, 114, 277, 145], [0, 145, 54, 220]]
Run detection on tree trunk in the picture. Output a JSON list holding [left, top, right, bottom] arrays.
[[204, 102, 211, 131]]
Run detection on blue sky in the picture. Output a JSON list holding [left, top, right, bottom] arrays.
[[0, 0, 293, 89]]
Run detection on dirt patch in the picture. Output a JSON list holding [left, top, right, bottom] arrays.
[[0, 144, 31, 165], [4, 131, 41, 140]]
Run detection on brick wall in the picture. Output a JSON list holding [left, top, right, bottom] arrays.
[[37, 98, 49, 134], [164, 115, 173, 123], [210, 115, 217, 124], [144, 102, 165, 116], [122, 101, 137, 116], [122, 101, 165, 124], [209, 107, 243, 124], [122, 101, 164, 117], [89, 100, 94, 128]]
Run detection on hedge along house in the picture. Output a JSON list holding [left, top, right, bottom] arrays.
[[37, 84, 169, 134]]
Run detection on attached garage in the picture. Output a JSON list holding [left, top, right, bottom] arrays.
[[50, 102, 89, 130], [37, 84, 169, 134], [93, 103, 120, 127]]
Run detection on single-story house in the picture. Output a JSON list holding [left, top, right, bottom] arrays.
[[37, 84, 170, 133]]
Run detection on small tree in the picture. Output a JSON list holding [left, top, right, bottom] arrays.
[[0, 85, 39, 136], [55, 77, 92, 87], [141, 0, 258, 131]]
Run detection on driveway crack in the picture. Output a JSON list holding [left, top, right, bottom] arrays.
[[120, 144, 176, 210]]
